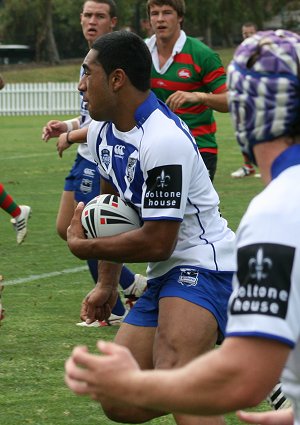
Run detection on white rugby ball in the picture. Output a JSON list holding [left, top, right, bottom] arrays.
[[81, 194, 141, 239]]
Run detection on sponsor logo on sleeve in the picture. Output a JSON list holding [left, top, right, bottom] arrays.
[[144, 165, 182, 209], [230, 243, 295, 318]]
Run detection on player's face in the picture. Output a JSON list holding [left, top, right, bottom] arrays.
[[79, 49, 113, 122], [149, 4, 182, 44], [81, 1, 117, 47], [242, 25, 256, 39]]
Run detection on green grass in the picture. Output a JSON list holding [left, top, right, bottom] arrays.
[[0, 112, 268, 425]]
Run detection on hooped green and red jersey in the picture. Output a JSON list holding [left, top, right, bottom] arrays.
[[149, 36, 227, 153]]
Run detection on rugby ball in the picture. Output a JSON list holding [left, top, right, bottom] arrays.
[[81, 194, 141, 239]]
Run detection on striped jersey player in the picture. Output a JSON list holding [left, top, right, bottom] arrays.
[[146, 32, 226, 156]]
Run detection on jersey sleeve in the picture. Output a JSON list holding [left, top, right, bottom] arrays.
[[140, 113, 199, 222], [226, 197, 300, 348], [201, 50, 227, 93], [194, 41, 227, 93]]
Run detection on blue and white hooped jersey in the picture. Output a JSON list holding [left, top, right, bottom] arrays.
[[87, 91, 235, 278], [226, 145, 300, 420]]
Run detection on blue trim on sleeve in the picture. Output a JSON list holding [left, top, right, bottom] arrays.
[[226, 331, 295, 348], [143, 216, 182, 222]]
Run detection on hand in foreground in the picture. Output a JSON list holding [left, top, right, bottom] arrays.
[[65, 341, 140, 402], [166, 90, 207, 111], [42, 120, 66, 142], [80, 283, 118, 324], [236, 408, 294, 425], [67, 202, 87, 258]]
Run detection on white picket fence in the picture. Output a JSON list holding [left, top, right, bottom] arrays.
[[0, 82, 80, 116]]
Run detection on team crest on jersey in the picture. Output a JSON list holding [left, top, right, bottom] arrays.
[[99, 146, 113, 173], [177, 68, 192, 79], [126, 157, 137, 183], [144, 165, 182, 209], [230, 243, 295, 319], [179, 268, 199, 286]]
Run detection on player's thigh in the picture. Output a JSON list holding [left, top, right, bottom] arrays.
[[56, 190, 77, 240], [114, 322, 156, 370], [154, 297, 218, 369]]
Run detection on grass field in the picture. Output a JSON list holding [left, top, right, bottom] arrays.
[[0, 112, 269, 425]]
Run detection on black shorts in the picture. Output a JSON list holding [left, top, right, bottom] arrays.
[[200, 152, 217, 182]]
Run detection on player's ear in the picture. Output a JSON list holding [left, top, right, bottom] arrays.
[[110, 69, 126, 91], [111, 17, 117, 30]]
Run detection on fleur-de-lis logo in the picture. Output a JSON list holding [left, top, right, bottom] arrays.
[[248, 247, 272, 282], [156, 170, 170, 188]]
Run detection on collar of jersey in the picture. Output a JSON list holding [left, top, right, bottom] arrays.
[[134, 91, 159, 128], [271, 144, 300, 180], [147, 30, 186, 74]]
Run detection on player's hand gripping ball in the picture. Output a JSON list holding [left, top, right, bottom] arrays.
[[81, 194, 141, 238]]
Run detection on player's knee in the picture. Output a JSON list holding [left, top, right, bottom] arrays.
[[154, 332, 180, 369]]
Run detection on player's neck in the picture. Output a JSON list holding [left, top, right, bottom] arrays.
[[113, 90, 150, 133], [156, 29, 180, 66]]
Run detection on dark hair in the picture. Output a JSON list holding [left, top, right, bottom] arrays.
[[242, 22, 257, 30], [83, 0, 117, 18], [92, 31, 152, 92], [146, 0, 186, 19]]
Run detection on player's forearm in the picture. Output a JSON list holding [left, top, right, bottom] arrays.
[[125, 339, 283, 416], [97, 260, 122, 289], [201, 91, 229, 112], [63, 117, 81, 131], [129, 351, 247, 415], [66, 127, 88, 144], [71, 228, 174, 263]]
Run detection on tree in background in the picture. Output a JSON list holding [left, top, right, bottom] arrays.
[[0, 0, 299, 63], [0, 0, 60, 64]]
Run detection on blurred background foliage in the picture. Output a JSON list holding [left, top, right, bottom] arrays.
[[0, 0, 300, 64]]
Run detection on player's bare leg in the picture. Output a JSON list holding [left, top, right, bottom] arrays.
[[56, 190, 77, 240], [156, 297, 225, 425], [100, 298, 225, 424]]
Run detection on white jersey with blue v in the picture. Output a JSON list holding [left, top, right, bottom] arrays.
[[87, 92, 235, 279]]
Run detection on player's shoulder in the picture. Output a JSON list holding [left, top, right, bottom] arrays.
[[89, 119, 108, 134], [185, 35, 214, 54]]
